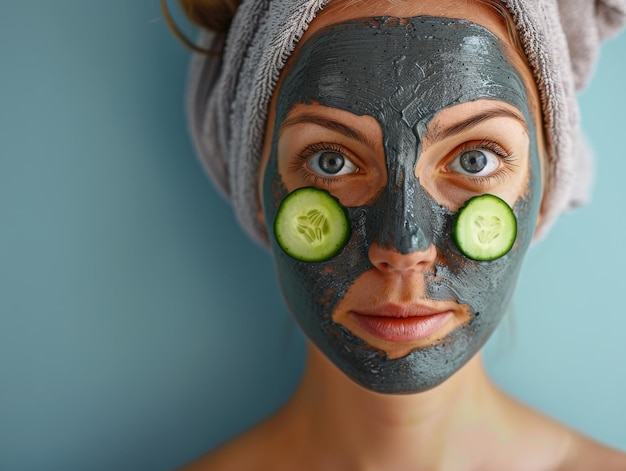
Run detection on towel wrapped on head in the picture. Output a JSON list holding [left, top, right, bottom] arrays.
[[187, 0, 626, 245]]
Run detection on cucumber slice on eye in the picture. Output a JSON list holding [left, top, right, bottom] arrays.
[[453, 194, 517, 261], [274, 187, 351, 262]]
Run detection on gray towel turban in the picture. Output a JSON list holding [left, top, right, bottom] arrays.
[[187, 0, 626, 246]]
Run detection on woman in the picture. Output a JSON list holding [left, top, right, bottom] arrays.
[[175, 0, 626, 469]]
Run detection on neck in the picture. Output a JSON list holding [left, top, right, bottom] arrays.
[[279, 343, 509, 470]]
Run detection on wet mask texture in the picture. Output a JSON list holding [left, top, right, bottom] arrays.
[[262, 17, 541, 393]]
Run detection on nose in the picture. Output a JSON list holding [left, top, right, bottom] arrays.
[[368, 241, 437, 274], [371, 169, 435, 265]]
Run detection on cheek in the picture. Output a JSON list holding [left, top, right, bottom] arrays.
[[429, 172, 541, 322], [261, 142, 372, 320]]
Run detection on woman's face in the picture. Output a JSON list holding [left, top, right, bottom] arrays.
[[259, 0, 544, 393]]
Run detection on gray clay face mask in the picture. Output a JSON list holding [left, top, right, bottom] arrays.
[[262, 16, 542, 393]]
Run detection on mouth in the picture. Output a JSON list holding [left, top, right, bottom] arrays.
[[349, 303, 455, 343]]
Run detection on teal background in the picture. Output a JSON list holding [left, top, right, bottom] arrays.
[[1, 1, 624, 469]]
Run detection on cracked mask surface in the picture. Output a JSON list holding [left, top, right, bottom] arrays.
[[262, 17, 541, 393]]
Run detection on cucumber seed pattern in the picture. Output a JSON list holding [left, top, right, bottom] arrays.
[[474, 215, 501, 245], [297, 209, 330, 245]]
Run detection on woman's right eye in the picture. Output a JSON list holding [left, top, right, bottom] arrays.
[[306, 150, 358, 177]]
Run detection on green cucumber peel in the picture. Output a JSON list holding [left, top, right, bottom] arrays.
[[453, 194, 517, 261], [274, 187, 351, 262]]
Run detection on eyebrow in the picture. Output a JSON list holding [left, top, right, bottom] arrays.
[[279, 113, 377, 149], [279, 107, 527, 148], [426, 107, 528, 142]]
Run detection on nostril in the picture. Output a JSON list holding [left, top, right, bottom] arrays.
[[368, 241, 437, 273]]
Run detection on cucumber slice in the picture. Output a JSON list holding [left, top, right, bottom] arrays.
[[274, 187, 351, 262], [453, 194, 517, 261]]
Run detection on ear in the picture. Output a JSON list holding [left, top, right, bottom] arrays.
[[531, 142, 550, 240], [255, 191, 266, 228], [534, 196, 547, 233]]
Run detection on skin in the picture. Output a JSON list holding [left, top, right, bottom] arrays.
[[181, 0, 626, 469]]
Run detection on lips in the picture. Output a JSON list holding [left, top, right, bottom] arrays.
[[349, 303, 454, 343]]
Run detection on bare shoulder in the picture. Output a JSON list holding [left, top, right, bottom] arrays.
[[496, 390, 626, 471], [176, 414, 293, 471], [557, 433, 626, 471], [177, 428, 274, 471]]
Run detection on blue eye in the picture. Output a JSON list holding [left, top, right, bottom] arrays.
[[449, 149, 500, 176], [307, 151, 358, 176]]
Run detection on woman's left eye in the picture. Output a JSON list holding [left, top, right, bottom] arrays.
[[306, 150, 358, 177], [448, 149, 501, 177]]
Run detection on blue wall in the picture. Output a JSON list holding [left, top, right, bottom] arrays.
[[1, 2, 624, 469]]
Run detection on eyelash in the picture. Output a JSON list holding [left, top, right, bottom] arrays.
[[451, 139, 518, 186], [289, 139, 517, 188], [289, 142, 357, 187]]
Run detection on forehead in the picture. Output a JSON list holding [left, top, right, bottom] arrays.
[[278, 17, 529, 129]]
